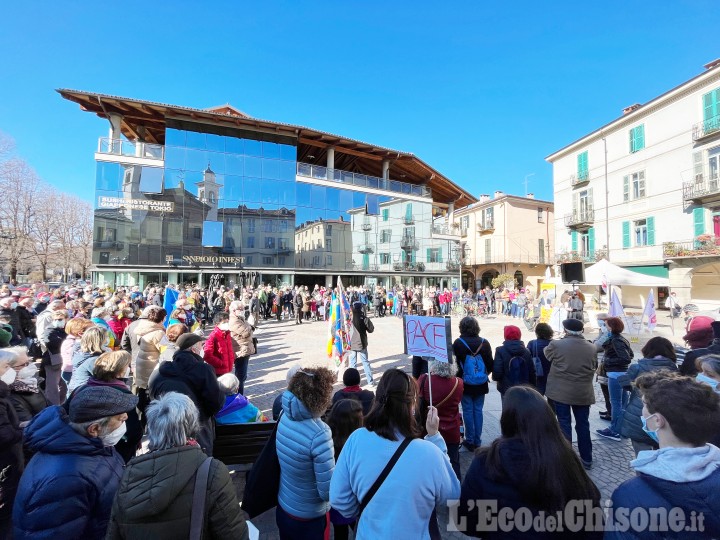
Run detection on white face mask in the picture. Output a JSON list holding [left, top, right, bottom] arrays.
[[193, 345, 205, 358], [218, 323, 229, 331], [100, 422, 127, 446], [17, 364, 38, 382], [696, 373, 720, 391], [1, 368, 16, 385]]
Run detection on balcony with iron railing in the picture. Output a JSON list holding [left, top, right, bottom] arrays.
[[431, 223, 461, 238], [682, 168, 720, 205], [392, 261, 426, 272], [564, 207, 594, 229], [400, 236, 420, 250], [554, 248, 607, 264], [446, 260, 461, 271], [477, 219, 495, 234], [357, 244, 374, 254], [663, 235, 720, 259], [403, 214, 415, 225], [692, 115, 720, 141], [570, 171, 590, 187], [97, 138, 164, 160], [296, 163, 431, 198], [360, 221, 373, 231]]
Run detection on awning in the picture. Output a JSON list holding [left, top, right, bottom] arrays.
[[584, 259, 670, 287], [623, 265, 669, 279]]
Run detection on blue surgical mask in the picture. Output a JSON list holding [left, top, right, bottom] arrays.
[[696, 373, 720, 391], [640, 413, 659, 443]]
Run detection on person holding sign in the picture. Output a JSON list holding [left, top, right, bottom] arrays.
[[452, 317, 494, 453]]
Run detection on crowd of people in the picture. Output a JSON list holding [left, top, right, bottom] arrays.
[[0, 280, 718, 539]]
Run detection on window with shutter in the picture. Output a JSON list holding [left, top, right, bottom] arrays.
[[630, 125, 645, 153], [623, 176, 629, 202], [485, 239, 491, 263], [571, 231, 578, 252], [646, 216, 655, 246], [577, 151, 589, 180], [622, 221, 630, 248], [588, 227, 595, 255], [694, 208, 705, 237]]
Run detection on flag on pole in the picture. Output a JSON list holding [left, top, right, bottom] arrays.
[[609, 289, 625, 318], [326, 277, 353, 366], [644, 289, 657, 332], [601, 274, 608, 294], [163, 286, 179, 328]]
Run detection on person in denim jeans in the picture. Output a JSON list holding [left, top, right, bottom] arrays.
[[544, 318, 598, 469], [349, 302, 375, 386], [452, 317, 493, 452], [595, 317, 634, 442]]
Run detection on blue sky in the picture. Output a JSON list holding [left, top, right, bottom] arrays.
[[0, 1, 717, 204]]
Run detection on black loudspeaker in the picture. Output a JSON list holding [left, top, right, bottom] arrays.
[[561, 262, 585, 283]]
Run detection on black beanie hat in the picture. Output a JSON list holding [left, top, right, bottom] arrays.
[[343, 368, 361, 387]]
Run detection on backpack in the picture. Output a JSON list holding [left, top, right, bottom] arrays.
[[458, 338, 488, 385], [506, 353, 531, 387], [530, 341, 544, 377]]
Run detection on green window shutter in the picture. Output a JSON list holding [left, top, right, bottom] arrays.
[[703, 90, 719, 121], [622, 221, 630, 248], [646, 216, 655, 246], [588, 227, 595, 253], [426, 248, 431, 262], [438, 247, 443, 263], [637, 125, 645, 151], [382, 209, 389, 222], [577, 151, 588, 179], [571, 231, 578, 251], [693, 208, 705, 236], [405, 204, 412, 220], [411, 250, 416, 263]]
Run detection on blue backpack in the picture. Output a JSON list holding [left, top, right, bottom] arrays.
[[459, 338, 488, 385], [506, 354, 531, 388]]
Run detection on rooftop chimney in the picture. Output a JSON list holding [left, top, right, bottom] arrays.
[[527, 193, 535, 199], [704, 58, 720, 70], [494, 191, 504, 199], [622, 103, 642, 115], [478, 194, 490, 202]]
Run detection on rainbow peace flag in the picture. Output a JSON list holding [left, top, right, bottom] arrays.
[[327, 277, 353, 366]]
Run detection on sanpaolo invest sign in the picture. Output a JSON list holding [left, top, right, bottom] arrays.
[[181, 255, 246, 264]]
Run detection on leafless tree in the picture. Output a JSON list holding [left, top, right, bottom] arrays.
[[28, 184, 59, 280]]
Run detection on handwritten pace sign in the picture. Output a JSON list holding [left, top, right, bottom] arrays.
[[403, 315, 453, 363]]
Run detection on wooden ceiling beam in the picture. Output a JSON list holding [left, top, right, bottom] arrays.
[[298, 137, 382, 161]]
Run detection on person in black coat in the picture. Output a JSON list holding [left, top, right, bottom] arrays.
[[452, 317, 493, 451], [0, 357, 24, 540], [148, 333, 224, 456], [0, 297, 23, 346], [39, 310, 68, 405], [493, 325, 535, 396], [6, 347, 48, 424], [682, 320, 720, 377], [458, 386, 601, 539], [526, 322, 553, 396], [349, 301, 375, 386], [18, 297, 36, 343], [332, 368, 375, 415]]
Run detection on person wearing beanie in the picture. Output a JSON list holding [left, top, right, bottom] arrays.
[[682, 320, 720, 377], [332, 368, 375, 415], [544, 318, 598, 469], [492, 325, 535, 397], [13, 386, 137, 539]]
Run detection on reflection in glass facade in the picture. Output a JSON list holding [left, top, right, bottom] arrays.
[[93, 126, 459, 288]]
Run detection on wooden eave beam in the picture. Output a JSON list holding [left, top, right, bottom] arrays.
[[298, 137, 382, 161]]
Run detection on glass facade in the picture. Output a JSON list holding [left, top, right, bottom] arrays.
[[93, 125, 458, 286]]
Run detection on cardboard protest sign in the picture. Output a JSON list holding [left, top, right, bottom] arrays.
[[403, 315, 452, 363]]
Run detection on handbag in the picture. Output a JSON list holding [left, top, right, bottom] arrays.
[[190, 457, 213, 540], [242, 413, 282, 518], [531, 342, 544, 378]]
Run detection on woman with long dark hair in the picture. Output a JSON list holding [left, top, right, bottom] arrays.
[[596, 317, 633, 441], [458, 386, 602, 538], [330, 368, 459, 539]]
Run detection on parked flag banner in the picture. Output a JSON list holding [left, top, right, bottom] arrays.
[[403, 315, 452, 363], [609, 289, 625, 318], [327, 277, 352, 366], [644, 289, 657, 332], [163, 286, 179, 328]]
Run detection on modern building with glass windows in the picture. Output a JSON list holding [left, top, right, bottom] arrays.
[[59, 90, 476, 289]]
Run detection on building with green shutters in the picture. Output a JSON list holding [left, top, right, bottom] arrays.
[[546, 58, 720, 309]]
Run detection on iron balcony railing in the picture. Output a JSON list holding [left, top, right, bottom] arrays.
[[564, 207, 594, 228], [477, 220, 495, 233], [360, 221, 373, 231], [682, 171, 720, 202], [97, 138, 164, 160], [392, 261, 426, 272], [554, 249, 608, 264], [446, 260, 461, 271], [663, 236, 720, 258], [571, 171, 590, 186], [692, 115, 720, 141], [357, 244, 374, 254], [296, 163, 431, 198], [400, 236, 420, 250], [403, 214, 415, 225], [431, 223, 460, 236]]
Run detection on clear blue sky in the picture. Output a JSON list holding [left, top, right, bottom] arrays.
[[0, 1, 717, 204]]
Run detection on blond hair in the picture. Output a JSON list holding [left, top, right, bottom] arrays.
[[80, 326, 108, 354], [65, 318, 95, 338], [92, 350, 131, 381]]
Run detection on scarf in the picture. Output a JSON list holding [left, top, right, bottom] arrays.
[[11, 378, 39, 393]]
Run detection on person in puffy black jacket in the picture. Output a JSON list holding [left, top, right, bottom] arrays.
[[39, 310, 68, 405], [13, 386, 138, 540], [0, 357, 24, 540], [596, 317, 634, 441], [107, 392, 248, 540], [148, 333, 224, 456], [332, 368, 374, 415], [493, 325, 535, 396], [526, 322, 553, 396], [458, 386, 601, 539]]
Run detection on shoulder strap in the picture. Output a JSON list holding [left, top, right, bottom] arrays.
[[189, 457, 213, 540], [474, 337, 485, 356], [359, 438, 412, 517], [435, 378, 459, 408]]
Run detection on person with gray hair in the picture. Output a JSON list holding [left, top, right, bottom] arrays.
[[273, 363, 302, 420], [107, 392, 249, 540], [418, 360, 464, 480], [0, 351, 23, 538], [215, 373, 264, 424], [34, 299, 66, 348], [13, 386, 137, 539]]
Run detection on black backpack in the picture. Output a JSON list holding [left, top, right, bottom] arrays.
[[506, 354, 531, 387]]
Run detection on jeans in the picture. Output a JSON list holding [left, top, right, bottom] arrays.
[[235, 356, 249, 395], [608, 372, 629, 434], [554, 402, 592, 463], [349, 349, 373, 384], [276, 505, 328, 540], [461, 393, 485, 447]]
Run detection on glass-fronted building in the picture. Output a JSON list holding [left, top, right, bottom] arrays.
[[60, 90, 476, 289]]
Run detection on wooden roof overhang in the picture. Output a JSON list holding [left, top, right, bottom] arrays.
[[58, 89, 476, 208]]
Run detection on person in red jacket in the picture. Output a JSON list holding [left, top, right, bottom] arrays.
[[203, 313, 235, 376]]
